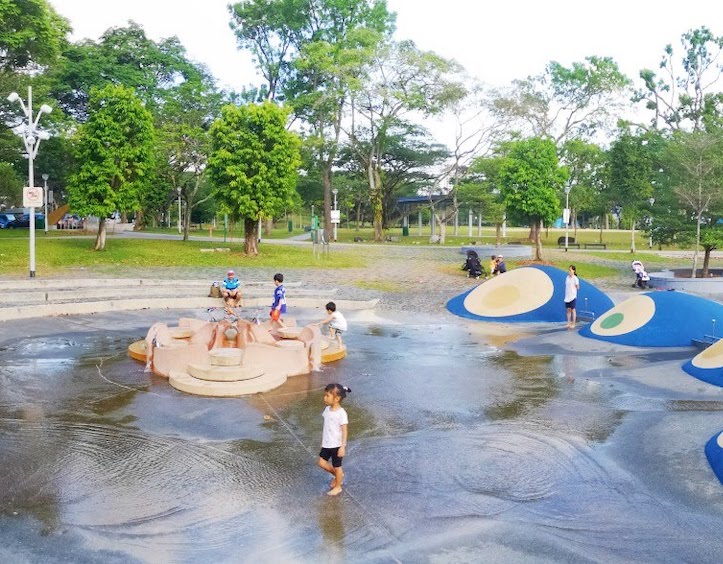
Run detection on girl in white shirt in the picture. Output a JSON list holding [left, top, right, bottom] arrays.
[[565, 265, 580, 329], [318, 383, 351, 496]]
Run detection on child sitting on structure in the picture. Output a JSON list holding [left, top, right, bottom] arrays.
[[316, 302, 347, 347]]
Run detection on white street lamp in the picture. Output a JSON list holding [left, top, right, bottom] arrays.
[[42, 173, 49, 233], [648, 197, 655, 249], [176, 187, 182, 234], [564, 185, 572, 252], [7, 86, 52, 278], [332, 188, 339, 242]]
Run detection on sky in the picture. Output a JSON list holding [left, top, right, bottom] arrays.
[[50, 0, 723, 142]]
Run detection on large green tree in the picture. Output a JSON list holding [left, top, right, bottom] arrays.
[[152, 73, 223, 238], [208, 101, 301, 256], [67, 84, 155, 250], [499, 137, 568, 260], [665, 129, 723, 275], [0, 0, 69, 73], [349, 39, 465, 241], [49, 22, 206, 122], [607, 131, 655, 252]]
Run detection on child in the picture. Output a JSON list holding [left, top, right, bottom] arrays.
[[489, 255, 497, 278], [565, 264, 580, 329], [318, 383, 351, 496], [316, 302, 347, 347], [270, 273, 286, 322]]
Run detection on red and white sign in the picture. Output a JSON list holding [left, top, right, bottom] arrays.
[[23, 186, 43, 208]]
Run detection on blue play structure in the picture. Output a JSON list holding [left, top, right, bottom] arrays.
[[705, 431, 723, 485], [579, 291, 723, 347], [446, 265, 614, 323]]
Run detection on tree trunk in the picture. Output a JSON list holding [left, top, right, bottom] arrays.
[[134, 209, 145, 231], [438, 215, 447, 244], [692, 214, 702, 278], [355, 203, 362, 231], [323, 165, 332, 243], [244, 217, 259, 256], [265, 218, 273, 235], [630, 220, 636, 254], [702, 248, 711, 277], [369, 162, 384, 242], [183, 201, 192, 241], [495, 223, 501, 246], [94, 218, 107, 250], [534, 219, 543, 261]]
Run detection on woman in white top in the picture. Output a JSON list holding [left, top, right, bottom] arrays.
[[564, 265, 580, 329]]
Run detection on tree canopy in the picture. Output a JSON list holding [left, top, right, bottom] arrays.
[[208, 101, 301, 255]]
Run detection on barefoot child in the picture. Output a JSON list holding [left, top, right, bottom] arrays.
[[316, 302, 347, 347], [318, 383, 351, 496], [270, 273, 286, 323]]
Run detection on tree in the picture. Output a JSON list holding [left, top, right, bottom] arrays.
[[491, 56, 630, 144], [0, 161, 22, 207], [499, 138, 568, 260], [636, 27, 723, 132], [665, 129, 723, 275], [607, 131, 655, 252], [0, 0, 69, 72], [350, 39, 466, 241], [228, 0, 311, 101], [153, 74, 223, 239], [49, 22, 207, 122], [208, 101, 301, 256], [560, 139, 607, 238], [67, 84, 155, 250], [456, 156, 507, 244]]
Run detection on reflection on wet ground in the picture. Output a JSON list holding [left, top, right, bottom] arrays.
[[1, 309, 722, 562]]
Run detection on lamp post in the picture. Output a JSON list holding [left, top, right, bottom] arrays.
[[7, 86, 52, 278], [176, 187, 182, 234], [42, 174, 49, 234], [648, 197, 655, 249], [332, 188, 338, 242], [564, 185, 572, 252]]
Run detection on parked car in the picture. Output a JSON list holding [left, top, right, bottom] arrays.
[[57, 214, 82, 229], [0, 213, 18, 228], [5, 213, 45, 229]]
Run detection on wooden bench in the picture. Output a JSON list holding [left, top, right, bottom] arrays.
[[584, 243, 607, 250], [557, 236, 580, 249]]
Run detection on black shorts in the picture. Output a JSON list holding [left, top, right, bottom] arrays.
[[565, 299, 576, 310], [319, 447, 343, 468]]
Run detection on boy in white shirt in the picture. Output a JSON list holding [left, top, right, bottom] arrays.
[[316, 301, 347, 347]]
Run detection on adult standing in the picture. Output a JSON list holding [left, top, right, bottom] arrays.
[[565, 265, 580, 329]]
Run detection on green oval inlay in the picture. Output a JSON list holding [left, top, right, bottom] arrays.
[[600, 312, 624, 330]]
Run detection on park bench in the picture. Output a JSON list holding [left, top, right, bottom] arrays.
[[385, 235, 400, 242], [557, 236, 580, 249], [584, 242, 607, 250]]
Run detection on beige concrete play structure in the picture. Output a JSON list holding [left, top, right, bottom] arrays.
[[128, 316, 346, 397]]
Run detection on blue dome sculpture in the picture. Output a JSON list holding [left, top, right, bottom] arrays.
[[446, 265, 614, 323], [579, 291, 723, 347], [705, 431, 723, 485], [682, 337, 723, 387]]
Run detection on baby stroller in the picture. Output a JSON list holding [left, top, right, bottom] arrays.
[[631, 260, 651, 289], [462, 250, 485, 279]]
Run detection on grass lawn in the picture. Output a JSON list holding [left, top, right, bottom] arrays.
[[0, 234, 363, 277]]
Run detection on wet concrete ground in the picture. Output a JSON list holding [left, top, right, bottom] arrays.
[[1, 308, 722, 562]]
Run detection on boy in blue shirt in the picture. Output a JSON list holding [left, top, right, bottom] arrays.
[[270, 272, 287, 321], [222, 269, 241, 312]]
